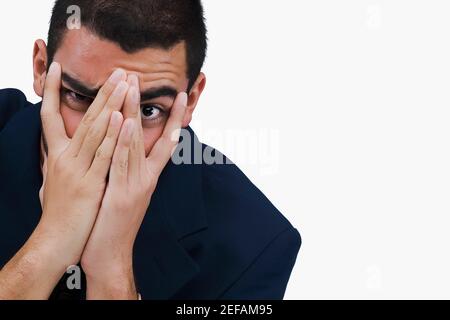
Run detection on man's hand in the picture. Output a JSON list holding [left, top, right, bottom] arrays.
[[38, 63, 130, 268], [80, 74, 188, 300], [0, 62, 128, 299]]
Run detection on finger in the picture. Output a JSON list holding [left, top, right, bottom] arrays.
[[85, 111, 123, 180], [110, 119, 135, 185], [146, 92, 188, 176], [123, 74, 140, 119], [77, 81, 129, 171], [124, 79, 145, 179], [40, 62, 69, 153], [39, 137, 48, 207], [67, 68, 127, 157], [128, 75, 146, 162]]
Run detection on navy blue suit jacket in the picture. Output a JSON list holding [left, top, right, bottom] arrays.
[[0, 88, 301, 300]]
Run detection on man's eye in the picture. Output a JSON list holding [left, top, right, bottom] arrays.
[[62, 88, 93, 111], [141, 104, 163, 120], [67, 90, 90, 102]]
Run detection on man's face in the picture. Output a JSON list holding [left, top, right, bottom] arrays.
[[42, 27, 192, 156]]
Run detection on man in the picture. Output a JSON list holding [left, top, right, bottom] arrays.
[[0, 0, 301, 300]]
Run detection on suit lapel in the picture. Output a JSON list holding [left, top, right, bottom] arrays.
[[134, 196, 202, 299]]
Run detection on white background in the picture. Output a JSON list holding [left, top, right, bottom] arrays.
[[1, 1, 450, 299]]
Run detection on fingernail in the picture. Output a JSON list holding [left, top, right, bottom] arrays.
[[111, 111, 122, 127], [180, 92, 188, 108], [48, 62, 59, 74], [109, 69, 125, 85], [129, 74, 140, 88]]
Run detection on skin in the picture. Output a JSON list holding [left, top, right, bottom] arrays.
[[34, 27, 206, 153], [0, 27, 206, 300]]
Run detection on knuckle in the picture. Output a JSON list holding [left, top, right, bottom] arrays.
[[54, 155, 78, 177], [113, 157, 128, 171], [163, 132, 179, 146], [53, 158, 65, 172], [160, 133, 171, 143], [131, 109, 139, 117], [87, 126, 103, 141], [95, 148, 112, 162], [106, 125, 117, 138], [131, 138, 139, 151], [54, 159, 71, 178], [119, 159, 128, 171], [100, 82, 114, 96], [105, 100, 119, 112], [82, 112, 95, 126]]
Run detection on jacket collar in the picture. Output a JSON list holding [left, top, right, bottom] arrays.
[[0, 101, 208, 299]]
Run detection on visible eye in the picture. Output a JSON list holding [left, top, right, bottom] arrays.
[[141, 104, 164, 120], [62, 88, 93, 112], [67, 90, 90, 102]]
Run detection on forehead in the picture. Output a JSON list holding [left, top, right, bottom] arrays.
[[53, 27, 188, 91]]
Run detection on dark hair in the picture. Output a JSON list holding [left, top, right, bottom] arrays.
[[47, 0, 207, 91]]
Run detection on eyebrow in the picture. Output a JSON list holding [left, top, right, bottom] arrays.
[[61, 72, 179, 102], [62, 72, 100, 98], [141, 87, 178, 102]]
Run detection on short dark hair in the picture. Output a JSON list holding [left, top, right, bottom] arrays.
[[47, 0, 208, 91]]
